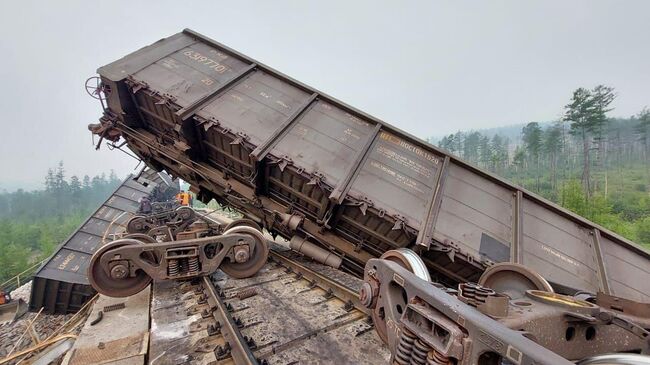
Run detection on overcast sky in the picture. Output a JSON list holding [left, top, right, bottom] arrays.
[[0, 0, 648, 189]]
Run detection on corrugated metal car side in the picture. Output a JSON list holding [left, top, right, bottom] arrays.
[[29, 173, 156, 314], [96, 30, 650, 300]]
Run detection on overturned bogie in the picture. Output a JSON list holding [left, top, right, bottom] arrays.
[[365, 253, 650, 365], [88, 223, 268, 297]]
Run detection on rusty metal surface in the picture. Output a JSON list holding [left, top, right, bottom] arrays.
[[363, 255, 650, 364], [92, 29, 650, 302], [29, 171, 161, 314]]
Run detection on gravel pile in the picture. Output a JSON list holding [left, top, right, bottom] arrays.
[[0, 281, 75, 363]]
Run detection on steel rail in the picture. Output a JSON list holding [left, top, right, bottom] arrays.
[[201, 275, 259, 365], [268, 250, 368, 315]]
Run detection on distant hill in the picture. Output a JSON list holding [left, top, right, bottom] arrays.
[[0, 180, 42, 193], [428, 121, 554, 146], [425, 116, 650, 249]]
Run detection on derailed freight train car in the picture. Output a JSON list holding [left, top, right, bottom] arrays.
[[29, 169, 177, 314], [88, 29, 650, 303]]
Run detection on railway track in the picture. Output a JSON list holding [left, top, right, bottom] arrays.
[[149, 245, 389, 365]]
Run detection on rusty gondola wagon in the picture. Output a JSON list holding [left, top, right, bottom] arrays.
[[85, 29, 650, 364]]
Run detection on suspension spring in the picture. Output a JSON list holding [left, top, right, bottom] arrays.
[[411, 338, 432, 365], [188, 256, 200, 274], [394, 328, 417, 365], [427, 350, 452, 365], [168, 259, 179, 276]]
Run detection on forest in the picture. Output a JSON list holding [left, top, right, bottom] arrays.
[[436, 86, 650, 247], [0, 162, 122, 283]]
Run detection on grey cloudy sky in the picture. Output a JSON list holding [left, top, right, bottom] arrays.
[[0, 0, 648, 189]]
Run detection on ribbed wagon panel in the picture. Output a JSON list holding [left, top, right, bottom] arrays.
[[93, 29, 650, 301], [29, 171, 165, 314], [434, 162, 514, 262]]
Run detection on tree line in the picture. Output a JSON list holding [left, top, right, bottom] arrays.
[[0, 162, 122, 283], [436, 86, 650, 247]]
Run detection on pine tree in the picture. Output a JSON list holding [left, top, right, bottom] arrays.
[[438, 135, 451, 152], [55, 161, 67, 193], [452, 131, 463, 156], [478, 135, 491, 169], [636, 108, 650, 184], [463, 131, 481, 164], [522, 122, 543, 191], [70, 175, 81, 193], [513, 146, 526, 171], [562, 86, 616, 197], [82, 175, 91, 190], [564, 88, 596, 197], [44, 168, 55, 192], [591, 85, 616, 194], [490, 134, 506, 172], [544, 123, 563, 189]]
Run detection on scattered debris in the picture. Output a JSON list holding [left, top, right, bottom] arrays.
[[102, 302, 125, 313], [236, 288, 258, 300]]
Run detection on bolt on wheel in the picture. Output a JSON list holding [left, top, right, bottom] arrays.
[[220, 225, 268, 279]]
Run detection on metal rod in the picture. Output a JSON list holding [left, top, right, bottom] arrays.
[[511, 190, 524, 264], [591, 228, 611, 294], [416, 155, 450, 249], [0, 260, 46, 290], [288, 236, 342, 268]]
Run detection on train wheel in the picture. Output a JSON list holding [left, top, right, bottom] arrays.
[[220, 225, 268, 279], [478, 262, 553, 299], [126, 215, 151, 234], [223, 218, 261, 232], [175, 206, 195, 220], [372, 249, 430, 344], [380, 248, 431, 282], [123, 233, 156, 243], [89, 239, 152, 298], [577, 354, 650, 364]]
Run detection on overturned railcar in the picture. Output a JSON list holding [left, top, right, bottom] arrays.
[[29, 169, 175, 314], [89, 29, 649, 302]]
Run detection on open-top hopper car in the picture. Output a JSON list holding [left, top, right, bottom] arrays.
[[86, 29, 650, 364]]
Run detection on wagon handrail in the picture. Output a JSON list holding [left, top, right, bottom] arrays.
[[0, 259, 47, 292]]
